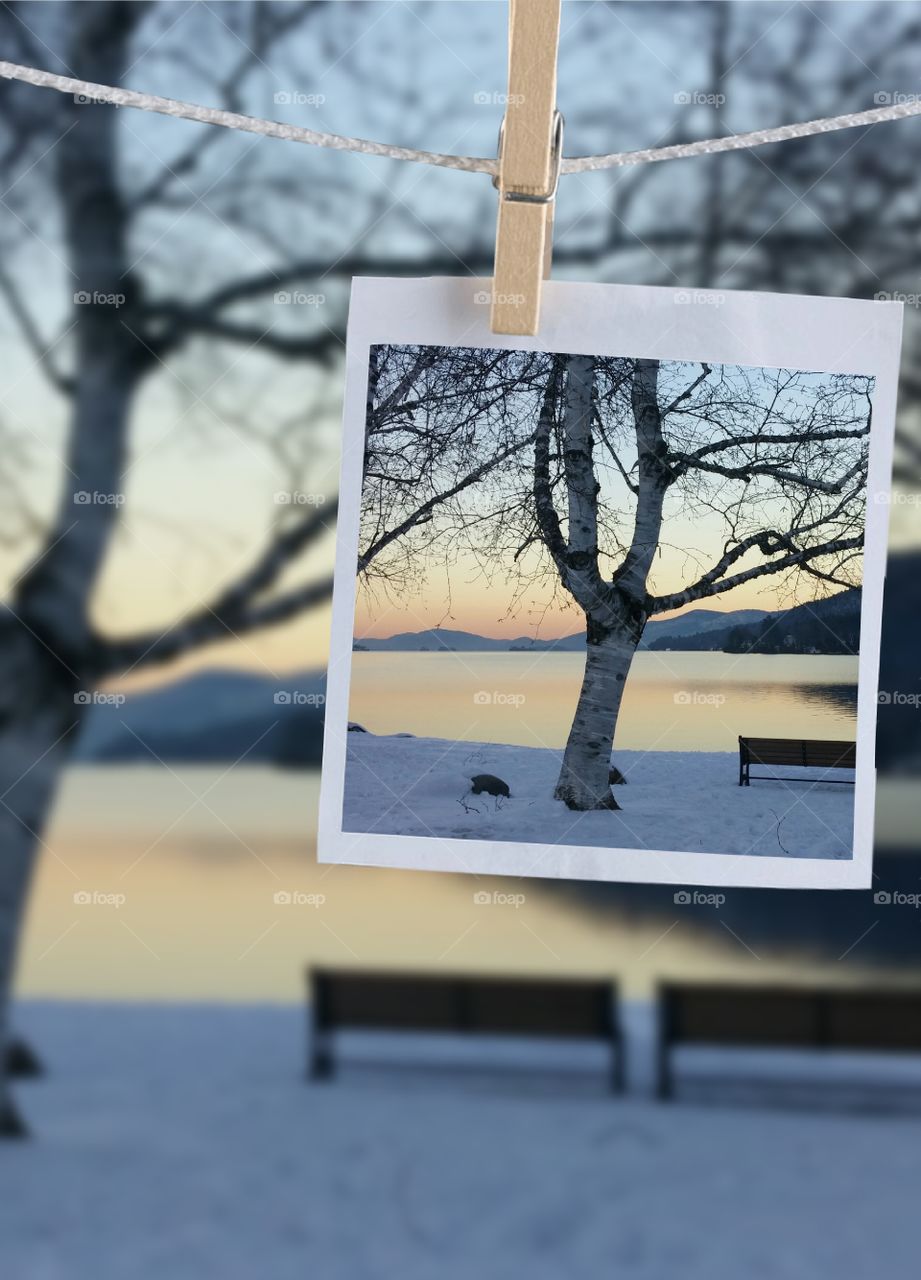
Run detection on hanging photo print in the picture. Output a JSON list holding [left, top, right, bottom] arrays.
[[318, 278, 901, 889]]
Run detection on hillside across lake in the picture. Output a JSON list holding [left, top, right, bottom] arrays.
[[354, 589, 860, 656]]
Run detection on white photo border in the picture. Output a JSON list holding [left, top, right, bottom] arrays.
[[318, 277, 902, 890]]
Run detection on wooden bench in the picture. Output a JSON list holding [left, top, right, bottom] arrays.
[[738, 736, 856, 786], [657, 982, 921, 1101], [308, 968, 623, 1091]]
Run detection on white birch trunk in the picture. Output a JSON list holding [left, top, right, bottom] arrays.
[[0, 2, 143, 1137], [554, 624, 639, 810], [0, 370, 139, 1140], [0, 622, 81, 1135], [552, 358, 666, 810]]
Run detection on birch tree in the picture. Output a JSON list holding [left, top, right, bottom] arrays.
[[536, 354, 871, 809], [358, 346, 871, 812], [0, 0, 345, 1138]]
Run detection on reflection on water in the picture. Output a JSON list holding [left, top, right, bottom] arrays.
[[17, 766, 746, 1004], [15, 763, 915, 1004], [4, 656, 872, 1004], [348, 652, 859, 751], [797, 682, 859, 717]]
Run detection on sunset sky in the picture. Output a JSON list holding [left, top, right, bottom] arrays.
[[353, 535, 831, 642], [354, 356, 871, 642]]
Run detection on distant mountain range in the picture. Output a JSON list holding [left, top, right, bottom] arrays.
[[72, 593, 861, 768], [647, 589, 861, 656], [75, 668, 326, 767], [352, 598, 859, 655]]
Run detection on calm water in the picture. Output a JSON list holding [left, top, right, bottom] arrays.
[[6, 638, 870, 1004], [15, 766, 749, 1003], [348, 651, 859, 751], [16, 762, 914, 1003]]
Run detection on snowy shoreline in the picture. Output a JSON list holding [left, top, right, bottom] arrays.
[[5, 1000, 921, 1279], [342, 733, 855, 860]]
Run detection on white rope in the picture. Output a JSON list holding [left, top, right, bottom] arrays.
[[2, 58, 921, 178], [0, 60, 496, 174], [566, 100, 921, 172]]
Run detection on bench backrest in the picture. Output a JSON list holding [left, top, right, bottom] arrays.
[[739, 737, 856, 770], [661, 984, 921, 1051], [311, 970, 616, 1039]]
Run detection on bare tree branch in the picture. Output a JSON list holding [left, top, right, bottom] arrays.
[[95, 498, 337, 675], [648, 534, 865, 614]]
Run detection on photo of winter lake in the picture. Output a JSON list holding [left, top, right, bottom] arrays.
[[345, 649, 859, 860], [330, 321, 885, 873]]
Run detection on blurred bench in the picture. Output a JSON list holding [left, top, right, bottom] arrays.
[[657, 982, 921, 1102], [738, 736, 856, 786], [308, 968, 623, 1091]]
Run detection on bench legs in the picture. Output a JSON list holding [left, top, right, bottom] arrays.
[[656, 990, 673, 1099], [611, 1039, 625, 1094], [308, 972, 335, 1081], [309, 1032, 335, 1081]]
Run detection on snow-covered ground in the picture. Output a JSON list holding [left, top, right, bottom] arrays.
[[4, 1000, 921, 1280], [342, 735, 854, 859]]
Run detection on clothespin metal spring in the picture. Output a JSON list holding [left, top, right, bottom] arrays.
[[492, 111, 565, 206]]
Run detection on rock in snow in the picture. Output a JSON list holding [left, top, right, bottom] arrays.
[[470, 774, 511, 799]]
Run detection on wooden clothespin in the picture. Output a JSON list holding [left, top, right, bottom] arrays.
[[491, 0, 563, 337]]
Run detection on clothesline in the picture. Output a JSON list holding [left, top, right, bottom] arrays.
[[1, 58, 920, 177]]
